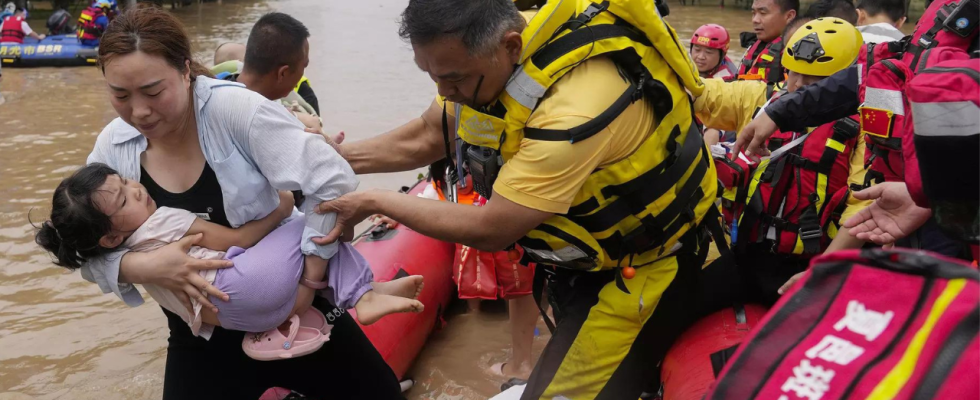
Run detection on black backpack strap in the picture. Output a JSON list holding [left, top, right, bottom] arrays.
[[523, 75, 644, 143]]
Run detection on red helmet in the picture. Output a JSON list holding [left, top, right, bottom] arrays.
[[691, 24, 730, 53]]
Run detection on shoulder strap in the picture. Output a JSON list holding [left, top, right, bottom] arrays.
[[523, 75, 643, 143]]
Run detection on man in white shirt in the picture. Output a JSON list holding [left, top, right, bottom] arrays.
[[855, 0, 907, 43], [0, 8, 45, 44]]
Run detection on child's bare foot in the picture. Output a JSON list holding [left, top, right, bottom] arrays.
[[372, 275, 424, 299], [355, 291, 424, 325]]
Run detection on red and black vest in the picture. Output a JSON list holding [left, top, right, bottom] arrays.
[[1, 16, 25, 44], [738, 36, 786, 97], [719, 115, 861, 255], [76, 7, 105, 41], [738, 37, 784, 81]]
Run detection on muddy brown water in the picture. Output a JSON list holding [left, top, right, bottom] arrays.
[[0, 2, 752, 398]]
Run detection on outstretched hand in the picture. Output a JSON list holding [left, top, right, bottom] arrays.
[[842, 182, 932, 246], [733, 110, 779, 159]]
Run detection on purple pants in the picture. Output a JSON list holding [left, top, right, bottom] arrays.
[[208, 217, 374, 332]]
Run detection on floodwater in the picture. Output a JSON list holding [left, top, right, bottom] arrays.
[[0, 1, 753, 399]]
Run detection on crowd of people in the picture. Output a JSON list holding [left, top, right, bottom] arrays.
[[18, 0, 979, 398]]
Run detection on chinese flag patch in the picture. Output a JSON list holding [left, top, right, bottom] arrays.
[[860, 107, 895, 138]]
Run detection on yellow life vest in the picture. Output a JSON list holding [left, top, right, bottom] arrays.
[[293, 75, 310, 93], [453, 0, 717, 272]]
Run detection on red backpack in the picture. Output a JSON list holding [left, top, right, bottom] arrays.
[[859, 47, 971, 188], [905, 57, 980, 210], [705, 248, 980, 400], [76, 6, 105, 41], [732, 116, 861, 255], [856, 0, 979, 188]]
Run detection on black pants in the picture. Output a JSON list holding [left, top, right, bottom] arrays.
[[161, 296, 403, 400]]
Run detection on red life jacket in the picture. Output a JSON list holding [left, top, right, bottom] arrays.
[[729, 116, 861, 255], [906, 56, 979, 211], [739, 36, 786, 98], [1, 16, 25, 44], [859, 47, 971, 188], [706, 56, 738, 81], [856, 0, 979, 188], [76, 6, 105, 41]]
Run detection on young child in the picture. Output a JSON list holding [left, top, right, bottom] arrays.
[[36, 163, 424, 360]]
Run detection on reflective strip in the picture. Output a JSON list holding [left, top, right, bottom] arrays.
[[826, 139, 846, 152], [911, 101, 980, 137], [864, 87, 905, 116], [865, 279, 967, 400], [505, 68, 547, 110]]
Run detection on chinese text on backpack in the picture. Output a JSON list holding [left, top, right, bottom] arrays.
[[705, 248, 979, 400]]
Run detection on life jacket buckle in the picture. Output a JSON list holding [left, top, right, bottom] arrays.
[[579, 2, 609, 24], [799, 227, 823, 240]]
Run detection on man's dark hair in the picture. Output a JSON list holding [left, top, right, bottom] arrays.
[[399, 0, 525, 56], [772, 0, 801, 14], [806, 0, 858, 24], [782, 16, 815, 44], [245, 12, 310, 75], [855, 0, 906, 23]]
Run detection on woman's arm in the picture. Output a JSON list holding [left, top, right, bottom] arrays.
[[186, 191, 295, 251]]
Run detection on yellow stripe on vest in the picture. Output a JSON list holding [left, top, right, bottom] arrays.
[[864, 279, 968, 400], [826, 139, 846, 153]]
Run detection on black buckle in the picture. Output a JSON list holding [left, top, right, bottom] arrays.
[[632, 75, 647, 102], [799, 227, 823, 240], [580, 2, 608, 22], [790, 32, 825, 63]]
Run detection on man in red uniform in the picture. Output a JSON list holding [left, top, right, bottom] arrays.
[[1, 8, 45, 44], [738, 0, 797, 81]]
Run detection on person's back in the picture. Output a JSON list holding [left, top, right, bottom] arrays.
[[76, 3, 109, 46], [855, 0, 906, 43]]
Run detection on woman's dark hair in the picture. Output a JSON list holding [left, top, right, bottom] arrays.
[[35, 163, 119, 271], [98, 3, 212, 80]]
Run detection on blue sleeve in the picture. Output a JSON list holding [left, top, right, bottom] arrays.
[[96, 15, 109, 28], [764, 66, 860, 132]]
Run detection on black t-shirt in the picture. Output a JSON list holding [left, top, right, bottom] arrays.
[[141, 163, 229, 228]]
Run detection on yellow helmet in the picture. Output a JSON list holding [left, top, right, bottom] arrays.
[[782, 17, 863, 77]]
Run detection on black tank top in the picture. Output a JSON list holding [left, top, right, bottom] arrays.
[[140, 163, 230, 228]]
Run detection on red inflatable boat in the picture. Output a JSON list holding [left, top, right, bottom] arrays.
[[351, 179, 456, 378], [660, 304, 769, 400]]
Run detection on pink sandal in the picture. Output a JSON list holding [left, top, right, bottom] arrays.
[[298, 308, 333, 340], [242, 315, 324, 361]]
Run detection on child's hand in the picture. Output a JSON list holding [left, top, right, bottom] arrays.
[[276, 190, 296, 219], [304, 127, 345, 145]]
